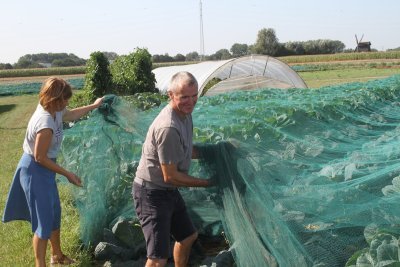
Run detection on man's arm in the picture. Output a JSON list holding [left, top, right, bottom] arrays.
[[192, 145, 200, 159], [161, 163, 210, 187]]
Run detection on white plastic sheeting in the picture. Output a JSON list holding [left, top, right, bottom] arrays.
[[152, 55, 307, 96]]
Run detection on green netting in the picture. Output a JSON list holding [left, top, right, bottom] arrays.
[[59, 75, 400, 266]]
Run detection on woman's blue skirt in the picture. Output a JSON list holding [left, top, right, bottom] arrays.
[[2, 153, 61, 239]]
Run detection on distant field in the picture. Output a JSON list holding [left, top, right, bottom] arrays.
[[1, 59, 399, 92], [1, 50, 399, 80]]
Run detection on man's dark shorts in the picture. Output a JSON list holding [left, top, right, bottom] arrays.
[[133, 182, 197, 259]]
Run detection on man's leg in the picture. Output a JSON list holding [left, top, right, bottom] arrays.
[[133, 183, 173, 267], [173, 231, 198, 267], [145, 258, 168, 267]]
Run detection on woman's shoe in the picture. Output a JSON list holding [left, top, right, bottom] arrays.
[[50, 254, 75, 265]]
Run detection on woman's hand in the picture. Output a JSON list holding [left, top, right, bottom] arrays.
[[92, 97, 104, 108], [66, 172, 82, 187]]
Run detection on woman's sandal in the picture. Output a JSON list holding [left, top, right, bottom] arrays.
[[50, 254, 75, 265]]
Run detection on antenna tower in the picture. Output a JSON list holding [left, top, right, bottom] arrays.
[[199, 0, 205, 61]]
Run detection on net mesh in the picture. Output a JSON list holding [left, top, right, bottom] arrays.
[[59, 75, 400, 266]]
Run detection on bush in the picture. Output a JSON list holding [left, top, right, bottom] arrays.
[[110, 48, 157, 95], [83, 52, 113, 100], [68, 90, 93, 109]]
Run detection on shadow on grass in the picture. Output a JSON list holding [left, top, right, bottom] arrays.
[[0, 104, 16, 114]]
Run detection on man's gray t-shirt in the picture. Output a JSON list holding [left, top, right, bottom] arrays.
[[135, 104, 193, 189]]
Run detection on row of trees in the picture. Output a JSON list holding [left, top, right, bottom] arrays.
[[14, 53, 86, 68], [0, 52, 118, 70], [2, 27, 388, 69], [151, 28, 348, 62]]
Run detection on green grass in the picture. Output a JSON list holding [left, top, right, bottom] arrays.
[[300, 67, 400, 88]]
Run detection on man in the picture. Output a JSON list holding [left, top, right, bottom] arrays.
[[133, 71, 211, 267]]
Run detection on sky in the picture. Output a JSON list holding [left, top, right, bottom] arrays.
[[1, 0, 400, 64]]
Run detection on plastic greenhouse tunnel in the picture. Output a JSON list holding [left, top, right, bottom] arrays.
[[59, 74, 400, 266]]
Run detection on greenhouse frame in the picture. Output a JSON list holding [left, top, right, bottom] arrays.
[[152, 54, 308, 96]]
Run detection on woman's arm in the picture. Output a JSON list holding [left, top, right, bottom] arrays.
[[34, 129, 82, 186], [63, 97, 103, 122]]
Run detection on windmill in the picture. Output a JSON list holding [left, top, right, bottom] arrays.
[[354, 34, 371, 52], [354, 34, 364, 52]]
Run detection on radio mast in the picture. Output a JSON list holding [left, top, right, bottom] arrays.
[[199, 0, 205, 61]]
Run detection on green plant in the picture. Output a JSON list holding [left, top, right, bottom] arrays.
[[201, 77, 222, 96], [124, 92, 168, 110]]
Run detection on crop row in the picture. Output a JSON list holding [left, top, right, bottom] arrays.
[[280, 51, 400, 64], [0, 78, 84, 96]]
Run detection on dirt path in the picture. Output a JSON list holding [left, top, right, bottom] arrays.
[[0, 74, 85, 85]]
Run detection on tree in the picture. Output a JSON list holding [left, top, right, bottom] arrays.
[[152, 53, 174, 63], [209, 49, 232, 60], [185, 51, 199, 62], [284, 41, 305, 55], [13, 53, 85, 68], [102, 52, 119, 61], [252, 28, 280, 56], [174, 54, 186, 62], [83, 51, 112, 99], [14, 58, 42, 68], [0, 63, 13, 69], [52, 58, 78, 67], [230, 43, 249, 57]]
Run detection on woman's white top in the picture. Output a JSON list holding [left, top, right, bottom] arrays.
[[23, 104, 66, 158]]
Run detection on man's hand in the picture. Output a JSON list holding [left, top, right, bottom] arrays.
[[208, 174, 219, 187]]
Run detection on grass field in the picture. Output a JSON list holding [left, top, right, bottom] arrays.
[[0, 61, 399, 266], [299, 67, 400, 88]]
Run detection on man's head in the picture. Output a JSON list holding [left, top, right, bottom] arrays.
[[168, 72, 198, 116]]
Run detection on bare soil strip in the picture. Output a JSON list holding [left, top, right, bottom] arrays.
[[0, 74, 85, 85]]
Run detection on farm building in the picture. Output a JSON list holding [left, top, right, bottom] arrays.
[[152, 55, 308, 96]]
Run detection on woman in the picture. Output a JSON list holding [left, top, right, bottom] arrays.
[[2, 77, 103, 266]]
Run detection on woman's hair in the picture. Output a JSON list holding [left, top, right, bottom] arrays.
[[39, 77, 73, 110]]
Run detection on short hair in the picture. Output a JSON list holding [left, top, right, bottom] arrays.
[[168, 71, 198, 93], [39, 77, 73, 110]]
